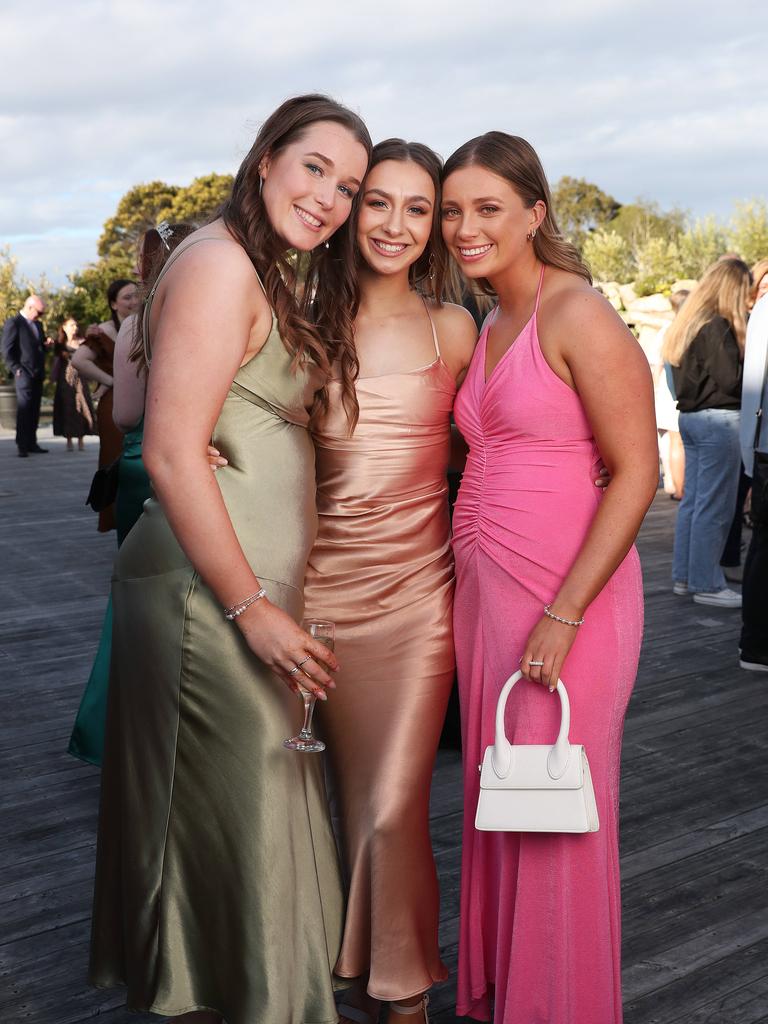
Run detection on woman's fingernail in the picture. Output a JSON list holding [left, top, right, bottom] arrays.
[[548, 685, 555, 693], [317, 691, 328, 701]]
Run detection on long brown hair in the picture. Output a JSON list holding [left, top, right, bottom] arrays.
[[220, 94, 372, 427], [661, 258, 752, 365], [441, 132, 592, 294], [356, 139, 448, 303]]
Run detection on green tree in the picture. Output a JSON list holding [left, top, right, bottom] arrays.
[[677, 217, 727, 278], [98, 180, 180, 264], [609, 200, 686, 250], [633, 236, 682, 296], [727, 199, 768, 265], [582, 230, 634, 283], [167, 173, 233, 224], [551, 176, 620, 248], [0, 247, 27, 327]]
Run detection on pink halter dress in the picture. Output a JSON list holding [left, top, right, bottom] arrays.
[[452, 267, 643, 1024]]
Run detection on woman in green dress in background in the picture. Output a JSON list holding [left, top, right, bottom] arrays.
[[67, 224, 196, 765], [89, 95, 371, 1024]]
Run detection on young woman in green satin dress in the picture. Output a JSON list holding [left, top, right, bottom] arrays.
[[89, 96, 371, 1024]]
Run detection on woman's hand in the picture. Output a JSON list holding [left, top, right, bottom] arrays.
[[207, 445, 228, 472], [519, 614, 580, 691], [236, 600, 339, 698], [594, 466, 611, 488]]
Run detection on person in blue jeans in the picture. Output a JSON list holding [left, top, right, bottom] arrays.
[[662, 257, 752, 608]]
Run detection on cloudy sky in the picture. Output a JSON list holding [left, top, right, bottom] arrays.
[[2, 0, 765, 285]]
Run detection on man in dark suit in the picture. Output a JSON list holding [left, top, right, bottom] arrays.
[[1, 294, 50, 457]]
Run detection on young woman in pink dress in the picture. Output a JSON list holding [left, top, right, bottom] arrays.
[[303, 139, 477, 1024], [441, 134, 659, 1024]]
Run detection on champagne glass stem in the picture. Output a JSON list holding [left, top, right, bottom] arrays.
[[299, 691, 317, 739]]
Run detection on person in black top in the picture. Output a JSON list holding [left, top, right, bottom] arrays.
[[663, 258, 751, 607], [1, 294, 51, 456]]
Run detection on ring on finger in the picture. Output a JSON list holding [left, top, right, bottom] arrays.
[[528, 659, 545, 667], [296, 655, 312, 669], [288, 665, 302, 676]]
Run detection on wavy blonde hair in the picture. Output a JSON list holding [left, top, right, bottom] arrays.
[[661, 257, 752, 366], [441, 132, 591, 294]]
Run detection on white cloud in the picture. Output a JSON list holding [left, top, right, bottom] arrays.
[[1, 0, 766, 282]]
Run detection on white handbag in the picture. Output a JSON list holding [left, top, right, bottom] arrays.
[[475, 670, 599, 834]]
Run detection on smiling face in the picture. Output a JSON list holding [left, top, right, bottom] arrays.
[[260, 120, 369, 252], [441, 164, 544, 281], [63, 318, 79, 340], [355, 159, 436, 277]]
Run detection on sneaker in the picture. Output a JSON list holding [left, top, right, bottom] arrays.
[[672, 582, 688, 596], [692, 588, 742, 609], [739, 658, 768, 673]]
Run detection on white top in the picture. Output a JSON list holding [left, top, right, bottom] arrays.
[[740, 295, 768, 475]]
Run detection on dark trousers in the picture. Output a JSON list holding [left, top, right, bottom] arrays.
[[740, 520, 768, 665], [15, 373, 43, 451], [721, 466, 751, 567]]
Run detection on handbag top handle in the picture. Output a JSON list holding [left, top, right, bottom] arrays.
[[492, 670, 571, 781]]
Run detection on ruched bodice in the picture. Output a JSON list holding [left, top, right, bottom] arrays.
[[453, 305, 604, 593], [304, 328, 457, 999]]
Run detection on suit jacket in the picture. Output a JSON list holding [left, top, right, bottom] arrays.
[[1, 313, 47, 379]]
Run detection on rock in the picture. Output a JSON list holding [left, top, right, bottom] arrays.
[[627, 293, 673, 314], [596, 281, 623, 310], [619, 283, 638, 308]]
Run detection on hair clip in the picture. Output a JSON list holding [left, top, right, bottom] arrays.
[[156, 221, 173, 250]]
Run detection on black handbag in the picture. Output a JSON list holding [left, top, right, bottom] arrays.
[[85, 458, 120, 512], [749, 336, 768, 528]]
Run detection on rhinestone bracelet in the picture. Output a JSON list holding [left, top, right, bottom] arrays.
[[544, 604, 585, 627], [224, 588, 267, 620]]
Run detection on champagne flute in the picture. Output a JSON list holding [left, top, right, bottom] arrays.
[[283, 619, 334, 753]]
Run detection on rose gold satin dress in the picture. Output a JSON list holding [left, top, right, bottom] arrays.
[[304, 305, 456, 1001]]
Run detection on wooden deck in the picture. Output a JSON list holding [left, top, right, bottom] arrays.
[[1, 426, 767, 1024]]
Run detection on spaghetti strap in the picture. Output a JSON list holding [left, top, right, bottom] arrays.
[[534, 263, 546, 313], [142, 236, 268, 366], [420, 296, 441, 359]]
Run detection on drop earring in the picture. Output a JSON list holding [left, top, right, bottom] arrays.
[[526, 228, 537, 241], [258, 175, 263, 197]]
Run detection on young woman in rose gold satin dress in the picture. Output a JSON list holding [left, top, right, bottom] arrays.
[[441, 134, 659, 1024], [303, 140, 477, 1024]]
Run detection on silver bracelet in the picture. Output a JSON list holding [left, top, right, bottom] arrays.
[[224, 588, 267, 620], [544, 604, 585, 627]]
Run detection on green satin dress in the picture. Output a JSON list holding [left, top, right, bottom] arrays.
[[68, 421, 150, 766], [89, 280, 344, 1023]]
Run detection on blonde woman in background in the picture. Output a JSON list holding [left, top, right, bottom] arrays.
[[663, 257, 751, 607]]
